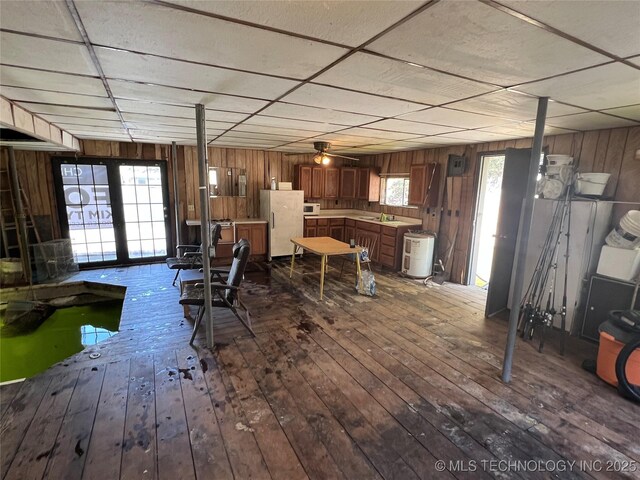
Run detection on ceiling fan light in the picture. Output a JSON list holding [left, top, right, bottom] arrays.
[[321, 154, 331, 165], [313, 153, 323, 164]]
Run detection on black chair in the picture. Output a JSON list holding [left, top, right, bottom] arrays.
[[180, 239, 253, 345], [166, 223, 222, 286]]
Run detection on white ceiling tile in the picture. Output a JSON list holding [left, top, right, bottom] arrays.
[[515, 63, 640, 110], [448, 90, 586, 121], [215, 136, 283, 147], [74, 132, 130, 140], [479, 122, 575, 137], [96, 48, 298, 100], [49, 117, 124, 128], [312, 133, 389, 147], [338, 127, 419, 141], [129, 129, 196, 139], [65, 125, 127, 134], [412, 136, 468, 146], [629, 56, 640, 67], [363, 118, 460, 136], [76, 1, 347, 79], [0, 1, 82, 42], [233, 124, 324, 138], [108, 80, 268, 113], [0, 32, 96, 75], [367, 1, 608, 86], [121, 112, 233, 130], [398, 107, 512, 129], [270, 144, 316, 153], [0, 86, 111, 108], [315, 52, 497, 104], [547, 112, 637, 130], [437, 130, 512, 142], [16, 103, 120, 121], [500, 0, 640, 58], [0, 66, 106, 96], [260, 102, 381, 126], [601, 104, 640, 122], [115, 99, 248, 123], [168, 1, 423, 47], [282, 84, 424, 117], [221, 131, 304, 142], [245, 115, 340, 133]]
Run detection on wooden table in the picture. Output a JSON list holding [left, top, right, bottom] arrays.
[[289, 237, 362, 300]]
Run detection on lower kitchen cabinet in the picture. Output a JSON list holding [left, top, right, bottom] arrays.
[[236, 222, 267, 256]]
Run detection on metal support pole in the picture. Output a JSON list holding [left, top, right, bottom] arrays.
[[7, 146, 32, 285], [502, 97, 548, 383], [195, 104, 213, 347], [171, 141, 181, 248]]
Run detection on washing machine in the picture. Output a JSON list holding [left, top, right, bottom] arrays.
[[402, 231, 435, 278]]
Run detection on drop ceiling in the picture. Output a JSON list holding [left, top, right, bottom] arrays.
[[0, 0, 638, 154]]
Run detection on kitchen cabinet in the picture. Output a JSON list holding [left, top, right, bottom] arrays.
[[340, 167, 357, 199], [235, 222, 267, 256], [357, 167, 381, 202], [329, 218, 344, 242], [408, 163, 441, 207], [311, 167, 324, 199], [323, 167, 340, 199], [295, 165, 312, 199], [304, 218, 317, 237], [317, 217, 329, 237]]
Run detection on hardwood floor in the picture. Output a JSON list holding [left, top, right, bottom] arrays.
[[1, 259, 638, 480]]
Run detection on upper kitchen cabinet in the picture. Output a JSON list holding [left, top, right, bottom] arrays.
[[295, 165, 313, 199], [294, 164, 324, 199], [357, 167, 381, 202], [408, 163, 441, 208], [340, 167, 357, 199], [323, 167, 339, 199]]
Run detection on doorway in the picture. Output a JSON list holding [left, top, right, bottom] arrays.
[[469, 154, 506, 288], [53, 158, 171, 267]]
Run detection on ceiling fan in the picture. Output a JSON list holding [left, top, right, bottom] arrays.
[[287, 141, 359, 165]]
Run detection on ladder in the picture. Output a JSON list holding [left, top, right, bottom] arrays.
[[0, 147, 43, 284]]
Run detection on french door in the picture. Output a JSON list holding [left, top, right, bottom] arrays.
[[53, 158, 171, 267]]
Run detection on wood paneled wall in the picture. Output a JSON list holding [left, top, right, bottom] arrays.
[[3, 125, 638, 284]]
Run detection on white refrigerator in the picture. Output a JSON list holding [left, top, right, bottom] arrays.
[[260, 190, 304, 260]]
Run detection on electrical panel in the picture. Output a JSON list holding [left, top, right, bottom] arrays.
[[447, 155, 466, 177]]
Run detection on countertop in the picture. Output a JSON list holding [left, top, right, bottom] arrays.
[[186, 219, 268, 226], [305, 210, 421, 228]]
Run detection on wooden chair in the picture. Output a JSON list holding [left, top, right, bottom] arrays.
[[166, 223, 222, 286], [179, 239, 253, 345], [340, 233, 377, 278]]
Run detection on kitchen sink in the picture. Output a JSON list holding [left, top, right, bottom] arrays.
[[358, 216, 379, 221]]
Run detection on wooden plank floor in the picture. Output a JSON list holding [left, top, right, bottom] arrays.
[[1, 259, 638, 480]]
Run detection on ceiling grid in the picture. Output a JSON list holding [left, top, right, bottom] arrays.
[[0, 0, 637, 151]]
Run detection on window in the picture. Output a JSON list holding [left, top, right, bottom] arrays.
[[380, 176, 410, 207]]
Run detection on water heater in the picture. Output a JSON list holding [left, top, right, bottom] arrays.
[[402, 232, 435, 278]]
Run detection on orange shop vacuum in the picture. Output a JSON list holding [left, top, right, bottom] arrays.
[[595, 310, 640, 402]]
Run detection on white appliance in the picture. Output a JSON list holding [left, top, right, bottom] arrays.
[[508, 199, 613, 333], [260, 190, 304, 260], [402, 232, 435, 278], [597, 245, 640, 282], [303, 203, 320, 215]]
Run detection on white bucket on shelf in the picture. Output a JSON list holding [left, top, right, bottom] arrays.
[[575, 172, 610, 196], [605, 210, 640, 249]]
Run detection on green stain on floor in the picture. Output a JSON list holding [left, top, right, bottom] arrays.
[[0, 300, 123, 383]]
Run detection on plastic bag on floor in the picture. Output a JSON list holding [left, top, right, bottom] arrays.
[[356, 269, 376, 296]]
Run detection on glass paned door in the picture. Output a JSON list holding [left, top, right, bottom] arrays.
[[55, 159, 171, 266], [60, 163, 116, 263], [119, 165, 168, 259]]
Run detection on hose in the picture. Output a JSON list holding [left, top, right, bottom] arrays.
[[615, 335, 640, 403]]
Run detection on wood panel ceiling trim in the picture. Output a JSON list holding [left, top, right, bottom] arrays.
[[0, 95, 80, 150]]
